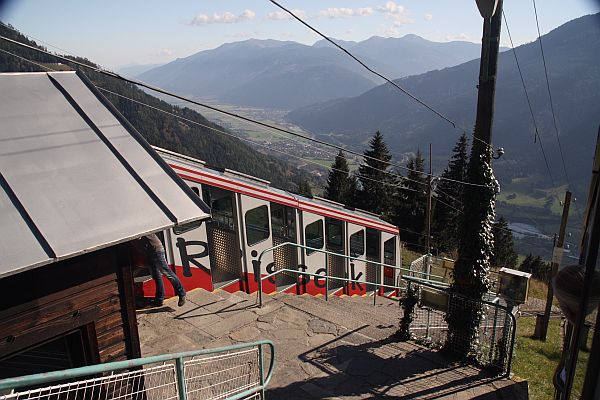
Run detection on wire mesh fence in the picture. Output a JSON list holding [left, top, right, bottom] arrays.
[[0, 341, 273, 400], [184, 348, 260, 400], [402, 280, 516, 374]]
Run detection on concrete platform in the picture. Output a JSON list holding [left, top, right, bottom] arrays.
[[137, 289, 528, 399]]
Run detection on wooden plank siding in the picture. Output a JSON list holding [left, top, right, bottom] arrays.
[[0, 244, 141, 370]]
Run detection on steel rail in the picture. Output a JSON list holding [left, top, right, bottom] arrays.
[[0, 340, 276, 397]]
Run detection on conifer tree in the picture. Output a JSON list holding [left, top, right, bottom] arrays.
[[432, 134, 469, 253], [490, 216, 518, 269], [324, 150, 357, 205], [395, 150, 428, 245], [296, 179, 313, 197], [357, 131, 395, 217]]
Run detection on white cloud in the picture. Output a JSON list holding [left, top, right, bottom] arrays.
[[377, 1, 412, 24], [356, 7, 374, 16], [446, 33, 471, 41], [424, 13, 433, 21], [318, 7, 374, 19], [187, 9, 256, 26], [266, 9, 306, 20]]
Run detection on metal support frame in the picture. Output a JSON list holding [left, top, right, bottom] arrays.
[[256, 242, 440, 308]]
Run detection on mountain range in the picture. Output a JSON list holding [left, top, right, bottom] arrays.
[[138, 35, 483, 110], [287, 13, 600, 196]]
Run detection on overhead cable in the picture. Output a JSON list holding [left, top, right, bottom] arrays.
[[532, 0, 571, 186], [267, 0, 493, 150], [2, 46, 558, 244], [0, 34, 492, 189]]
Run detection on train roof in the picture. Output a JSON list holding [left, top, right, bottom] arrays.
[[0, 72, 210, 279], [154, 147, 399, 235]]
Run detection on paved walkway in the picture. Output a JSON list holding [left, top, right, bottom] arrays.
[[137, 288, 528, 399]]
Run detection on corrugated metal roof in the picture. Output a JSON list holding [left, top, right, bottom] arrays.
[[0, 71, 211, 278]]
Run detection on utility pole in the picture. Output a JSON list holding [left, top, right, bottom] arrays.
[[426, 143, 432, 256], [447, 0, 503, 355], [535, 191, 571, 340]]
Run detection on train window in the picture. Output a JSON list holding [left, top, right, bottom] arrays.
[[270, 203, 296, 241], [245, 205, 270, 246], [325, 218, 343, 248], [202, 185, 236, 231], [366, 228, 380, 259], [191, 186, 200, 196], [305, 220, 324, 255], [350, 230, 365, 258], [384, 237, 396, 265]]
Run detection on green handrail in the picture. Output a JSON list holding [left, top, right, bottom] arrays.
[[0, 340, 275, 398]]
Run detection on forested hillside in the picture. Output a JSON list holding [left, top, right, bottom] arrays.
[[0, 23, 307, 191]]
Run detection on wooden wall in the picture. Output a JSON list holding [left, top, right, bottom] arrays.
[[0, 244, 141, 374]]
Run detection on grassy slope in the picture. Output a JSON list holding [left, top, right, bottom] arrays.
[[513, 317, 591, 400]]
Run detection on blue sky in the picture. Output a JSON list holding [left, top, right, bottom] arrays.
[[1, 0, 599, 69]]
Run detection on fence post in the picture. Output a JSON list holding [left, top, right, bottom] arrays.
[[258, 343, 265, 398], [255, 259, 263, 308], [175, 357, 187, 400], [325, 256, 329, 302], [489, 302, 499, 365]]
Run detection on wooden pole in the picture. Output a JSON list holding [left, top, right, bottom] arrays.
[[537, 192, 571, 341]]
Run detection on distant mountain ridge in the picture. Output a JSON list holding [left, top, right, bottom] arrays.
[[287, 13, 600, 194], [138, 35, 482, 110]]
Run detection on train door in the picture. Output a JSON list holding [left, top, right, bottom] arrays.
[[202, 185, 243, 290], [238, 195, 274, 293], [165, 184, 213, 291], [347, 224, 366, 295], [365, 228, 381, 293], [382, 233, 400, 295], [325, 217, 346, 295], [300, 212, 326, 295], [270, 202, 299, 292]]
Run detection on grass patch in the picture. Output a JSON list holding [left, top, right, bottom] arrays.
[[513, 317, 592, 400]]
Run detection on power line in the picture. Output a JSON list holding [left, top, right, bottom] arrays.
[[532, 0, 571, 187], [502, 10, 557, 191], [0, 33, 492, 190], [1, 41, 561, 248], [267, 0, 455, 129], [95, 86, 422, 195], [0, 45, 421, 199], [268, 0, 494, 151]]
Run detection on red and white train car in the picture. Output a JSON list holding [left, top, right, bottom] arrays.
[[137, 147, 401, 298]]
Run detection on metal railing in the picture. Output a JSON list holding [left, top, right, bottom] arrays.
[[402, 276, 517, 376], [254, 242, 443, 308], [0, 340, 275, 400]]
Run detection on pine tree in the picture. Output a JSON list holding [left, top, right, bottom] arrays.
[[490, 216, 518, 270], [357, 131, 395, 217], [324, 150, 357, 205], [432, 134, 469, 253], [295, 179, 313, 197], [395, 150, 428, 245]]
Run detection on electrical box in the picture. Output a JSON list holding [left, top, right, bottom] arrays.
[[420, 288, 449, 311], [498, 267, 532, 305]]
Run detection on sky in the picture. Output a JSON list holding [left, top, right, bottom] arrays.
[[1, 0, 599, 69]]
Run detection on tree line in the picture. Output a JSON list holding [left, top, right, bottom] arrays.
[[322, 130, 519, 270]]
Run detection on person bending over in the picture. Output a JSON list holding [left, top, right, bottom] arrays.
[[136, 234, 186, 307]]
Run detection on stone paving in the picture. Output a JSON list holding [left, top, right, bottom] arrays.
[[137, 288, 528, 399]]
